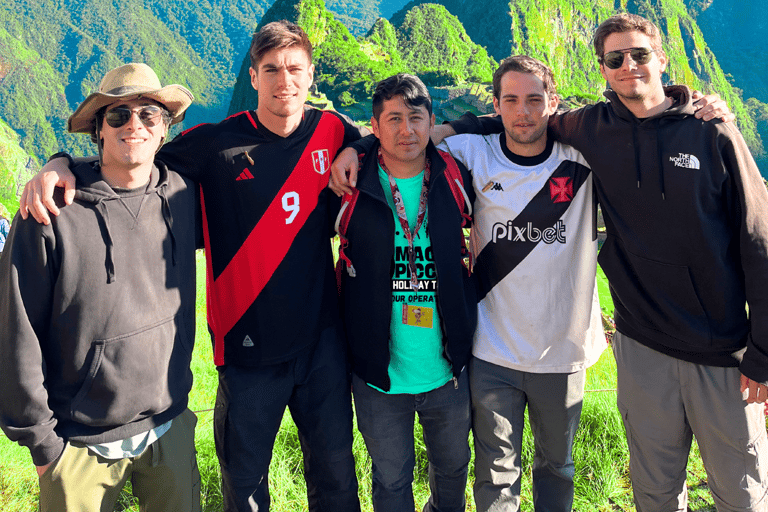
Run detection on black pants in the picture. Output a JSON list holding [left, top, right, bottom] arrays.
[[214, 326, 360, 512]]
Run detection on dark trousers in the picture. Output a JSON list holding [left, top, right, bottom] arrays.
[[214, 327, 360, 512], [353, 371, 471, 512]]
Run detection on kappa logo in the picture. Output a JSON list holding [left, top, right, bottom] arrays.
[[482, 181, 504, 192], [670, 153, 700, 169], [312, 149, 330, 175], [492, 219, 566, 244], [242, 335, 254, 347], [236, 168, 254, 181], [549, 177, 573, 203]]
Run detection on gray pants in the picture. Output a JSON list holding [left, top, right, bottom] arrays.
[[470, 357, 585, 512], [613, 331, 768, 511]]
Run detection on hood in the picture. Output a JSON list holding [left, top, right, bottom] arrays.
[[603, 84, 696, 122], [603, 85, 696, 199], [71, 162, 178, 283]]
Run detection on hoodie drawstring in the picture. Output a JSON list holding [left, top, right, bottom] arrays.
[[632, 123, 642, 190], [159, 187, 177, 266], [96, 201, 116, 283]]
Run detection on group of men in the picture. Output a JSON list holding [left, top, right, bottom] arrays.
[[1, 11, 767, 512]]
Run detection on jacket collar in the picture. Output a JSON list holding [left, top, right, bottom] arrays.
[[604, 84, 695, 122]]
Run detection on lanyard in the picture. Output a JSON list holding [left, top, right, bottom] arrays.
[[378, 147, 431, 292]]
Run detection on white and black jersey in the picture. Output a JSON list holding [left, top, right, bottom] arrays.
[[439, 134, 605, 373]]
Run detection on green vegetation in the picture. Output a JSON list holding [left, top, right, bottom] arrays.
[[223, 0, 766, 169], [228, 0, 496, 116], [0, 255, 719, 511], [421, 0, 765, 161], [0, 119, 33, 216]]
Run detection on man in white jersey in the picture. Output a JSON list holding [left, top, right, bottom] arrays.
[[438, 56, 604, 512]]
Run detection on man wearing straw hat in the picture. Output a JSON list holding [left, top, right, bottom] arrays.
[[0, 62, 201, 512]]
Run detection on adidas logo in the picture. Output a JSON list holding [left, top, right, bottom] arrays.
[[242, 335, 254, 347], [236, 168, 254, 181], [669, 153, 700, 170]]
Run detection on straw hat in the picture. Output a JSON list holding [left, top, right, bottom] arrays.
[[68, 63, 194, 134]]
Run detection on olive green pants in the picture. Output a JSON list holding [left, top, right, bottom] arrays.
[[39, 408, 200, 512]]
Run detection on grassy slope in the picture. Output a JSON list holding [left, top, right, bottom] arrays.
[[0, 256, 715, 511]]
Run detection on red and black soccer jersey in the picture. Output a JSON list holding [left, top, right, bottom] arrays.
[[160, 107, 364, 367]]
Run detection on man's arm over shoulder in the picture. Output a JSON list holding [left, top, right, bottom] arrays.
[[329, 134, 376, 195], [547, 106, 602, 149], [158, 122, 219, 183], [723, 124, 768, 388], [0, 217, 65, 467], [448, 113, 502, 136], [328, 110, 371, 148]]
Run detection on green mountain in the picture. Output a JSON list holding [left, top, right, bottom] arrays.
[[0, 118, 35, 215], [0, 0, 230, 165], [694, 0, 768, 172], [325, 0, 381, 36], [228, 0, 497, 116], [1, 0, 766, 193], [402, 0, 764, 166]]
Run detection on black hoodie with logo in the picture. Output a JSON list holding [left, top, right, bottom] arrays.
[[450, 85, 768, 384], [0, 161, 199, 467]]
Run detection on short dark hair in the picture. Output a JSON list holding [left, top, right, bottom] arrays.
[[492, 55, 557, 100], [249, 20, 313, 69], [372, 74, 432, 120], [593, 13, 663, 61]]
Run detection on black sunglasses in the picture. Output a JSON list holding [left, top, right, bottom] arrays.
[[104, 105, 167, 128], [601, 47, 656, 69]]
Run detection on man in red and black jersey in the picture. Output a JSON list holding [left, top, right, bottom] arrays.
[[24, 20, 367, 512]]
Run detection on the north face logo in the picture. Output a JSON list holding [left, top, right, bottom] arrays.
[[670, 153, 700, 169], [550, 177, 573, 203], [312, 149, 330, 175]]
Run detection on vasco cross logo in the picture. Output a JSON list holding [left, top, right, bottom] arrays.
[[312, 149, 330, 175], [549, 177, 573, 203], [670, 153, 700, 169]]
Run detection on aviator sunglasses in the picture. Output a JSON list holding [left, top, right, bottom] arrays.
[[601, 47, 656, 69], [104, 105, 167, 129]]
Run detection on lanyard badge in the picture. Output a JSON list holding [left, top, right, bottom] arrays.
[[378, 148, 431, 293]]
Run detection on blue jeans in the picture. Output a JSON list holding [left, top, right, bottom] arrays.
[[214, 327, 360, 512], [353, 371, 471, 512], [470, 357, 585, 512]]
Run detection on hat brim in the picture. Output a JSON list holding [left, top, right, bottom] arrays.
[[68, 84, 194, 134]]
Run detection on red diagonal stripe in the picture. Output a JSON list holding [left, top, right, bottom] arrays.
[[208, 113, 344, 352]]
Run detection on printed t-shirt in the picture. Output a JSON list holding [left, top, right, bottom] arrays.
[[372, 165, 452, 394]]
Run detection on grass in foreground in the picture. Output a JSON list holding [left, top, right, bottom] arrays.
[[0, 258, 716, 511]]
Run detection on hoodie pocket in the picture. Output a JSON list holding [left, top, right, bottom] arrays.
[[600, 238, 711, 347], [70, 314, 185, 426]]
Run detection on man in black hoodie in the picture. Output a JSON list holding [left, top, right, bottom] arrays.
[[0, 64, 200, 511]]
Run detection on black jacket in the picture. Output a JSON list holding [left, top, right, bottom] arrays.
[[339, 138, 477, 391]]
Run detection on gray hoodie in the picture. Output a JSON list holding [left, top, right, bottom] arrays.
[[0, 160, 199, 466]]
